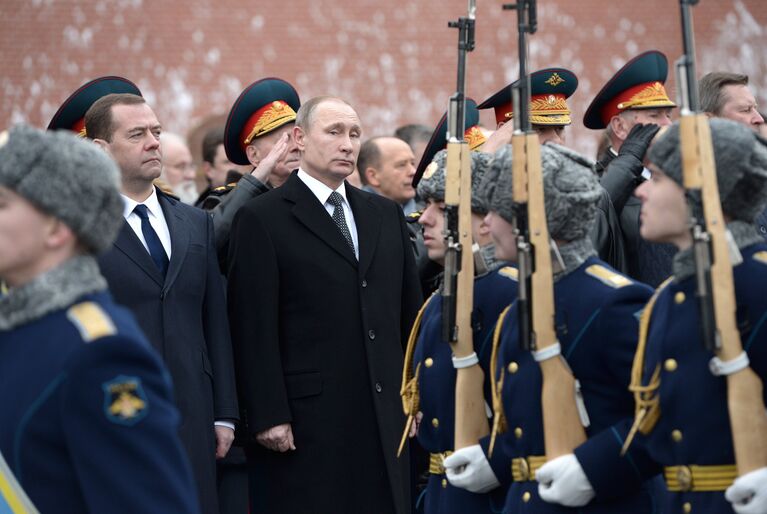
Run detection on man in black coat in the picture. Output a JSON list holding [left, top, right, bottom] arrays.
[[227, 96, 422, 514], [85, 93, 239, 514]]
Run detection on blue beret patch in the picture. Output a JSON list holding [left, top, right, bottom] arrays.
[[103, 375, 148, 426]]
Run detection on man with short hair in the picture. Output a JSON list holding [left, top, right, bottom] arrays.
[[85, 92, 239, 514], [699, 72, 767, 240], [395, 123, 432, 167], [0, 125, 199, 513], [358, 136, 417, 214], [227, 96, 422, 514], [160, 132, 198, 205]]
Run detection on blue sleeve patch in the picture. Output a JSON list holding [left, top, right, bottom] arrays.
[[103, 375, 149, 426]]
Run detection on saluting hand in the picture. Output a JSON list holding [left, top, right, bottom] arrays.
[[256, 423, 296, 452], [251, 132, 292, 183]]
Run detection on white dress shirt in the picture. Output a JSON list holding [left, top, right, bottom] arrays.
[[121, 187, 173, 259], [297, 169, 359, 259]]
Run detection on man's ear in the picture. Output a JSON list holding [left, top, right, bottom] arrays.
[[609, 115, 630, 142], [92, 138, 111, 154], [201, 162, 214, 181], [364, 167, 380, 188], [246, 144, 261, 167], [293, 125, 306, 152], [45, 217, 76, 251]]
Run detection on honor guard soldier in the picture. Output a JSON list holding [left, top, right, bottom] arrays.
[[584, 50, 677, 286], [207, 77, 301, 271], [479, 68, 626, 273], [0, 126, 199, 513], [628, 118, 767, 514], [401, 147, 517, 514], [445, 142, 661, 512]]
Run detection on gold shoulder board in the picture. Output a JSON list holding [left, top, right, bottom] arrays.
[[752, 251, 767, 266], [585, 264, 632, 289], [67, 302, 117, 343]]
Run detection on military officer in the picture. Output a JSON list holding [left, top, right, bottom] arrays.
[[479, 68, 626, 273], [584, 50, 677, 286], [445, 142, 661, 513], [401, 147, 517, 514], [628, 118, 767, 514], [0, 126, 199, 513]]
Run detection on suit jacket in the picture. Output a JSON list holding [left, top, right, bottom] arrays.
[[227, 172, 422, 514], [98, 189, 239, 514]]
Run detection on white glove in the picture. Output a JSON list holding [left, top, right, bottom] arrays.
[[443, 444, 501, 493], [536, 454, 596, 507], [726, 467, 767, 514]]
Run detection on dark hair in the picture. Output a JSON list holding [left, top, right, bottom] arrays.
[[202, 126, 225, 164], [84, 93, 146, 141], [699, 72, 750, 115], [394, 124, 431, 148], [357, 137, 385, 186]]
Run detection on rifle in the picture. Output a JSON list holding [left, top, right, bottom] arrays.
[[676, 0, 767, 476], [506, 0, 587, 460], [443, 0, 487, 451]]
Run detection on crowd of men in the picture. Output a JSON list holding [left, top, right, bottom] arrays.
[[0, 46, 766, 514]]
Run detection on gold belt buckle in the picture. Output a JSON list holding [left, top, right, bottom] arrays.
[[676, 465, 693, 492]]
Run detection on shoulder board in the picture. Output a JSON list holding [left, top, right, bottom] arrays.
[[67, 302, 117, 343], [753, 251, 767, 266], [498, 266, 519, 281], [406, 211, 422, 224], [585, 264, 633, 289]]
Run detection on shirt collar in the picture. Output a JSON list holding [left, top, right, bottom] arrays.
[[122, 187, 163, 219], [297, 168, 349, 206]]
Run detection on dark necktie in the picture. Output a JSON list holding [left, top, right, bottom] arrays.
[[133, 204, 169, 277], [327, 191, 355, 255]]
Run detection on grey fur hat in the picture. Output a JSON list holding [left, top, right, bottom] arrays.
[[478, 142, 601, 241], [648, 118, 767, 222], [0, 125, 123, 253], [416, 149, 494, 214]]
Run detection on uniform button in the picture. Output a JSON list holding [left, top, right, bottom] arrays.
[[522, 492, 531, 502], [664, 359, 678, 372], [425, 357, 434, 368], [375, 382, 382, 393], [761, 226, 766, 235], [671, 429, 683, 442], [682, 502, 692, 513], [441, 478, 447, 488], [514, 427, 523, 439], [432, 418, 440, 428], [368, 329, 376, 340], [675, 292, 686, 304], [508, 361, 519, 373], [361, 279, 368, 288]]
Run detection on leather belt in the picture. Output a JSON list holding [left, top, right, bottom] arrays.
[[664, 464, 737, 492], [429, 451, 453, 475], [512, 455, 547, 482]]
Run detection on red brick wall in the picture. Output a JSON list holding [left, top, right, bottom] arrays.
[[1, 0, 765, 157]]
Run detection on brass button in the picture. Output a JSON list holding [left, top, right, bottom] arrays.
[[508, 361, 519, 373], [671, 429, 683, 443], [514, 427, 523, 439], [425, 357, 434, 368], [682, 502, 692, 513], [664, 359, 678, 372], [441, 478, 447, 488], [676, 466, 692, 492], [675, 292, 686, 304], [522, 491, 531, 502], [432, 418, 439, 428]]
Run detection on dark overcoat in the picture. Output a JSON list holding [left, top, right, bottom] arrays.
[[227, 172, 422, 514], [98, 189, 239, 514]]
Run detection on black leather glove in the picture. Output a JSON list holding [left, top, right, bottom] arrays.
[[618, 123, 660, 164]]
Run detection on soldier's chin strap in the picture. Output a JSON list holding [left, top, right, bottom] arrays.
[[710, 352, 750, 377]]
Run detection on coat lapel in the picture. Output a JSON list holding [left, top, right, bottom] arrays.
[[346, 185, 381, 278], [112, 221, 164, 286], [159, 192, 190, 291], [284, 173, 358, 268]]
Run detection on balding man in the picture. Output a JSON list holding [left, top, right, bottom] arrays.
[[358, 136, 418, 215], [160, 132, 198, 205], [227, 96, 422, 514]]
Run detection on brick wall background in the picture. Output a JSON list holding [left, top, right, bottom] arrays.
[[1, 0, 765, 158]]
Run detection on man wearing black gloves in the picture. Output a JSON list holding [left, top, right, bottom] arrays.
[[584, 51, 676, 286]]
